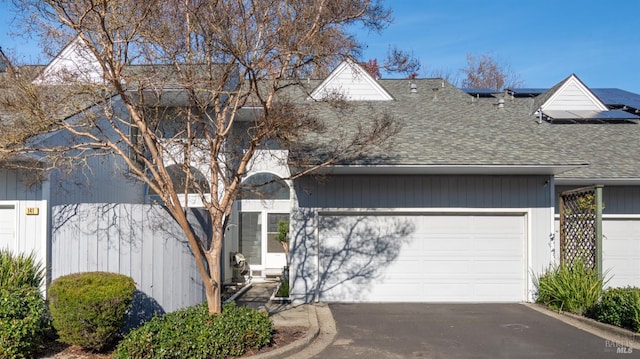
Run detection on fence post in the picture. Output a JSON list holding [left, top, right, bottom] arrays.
[[595, 185, 603, 279]]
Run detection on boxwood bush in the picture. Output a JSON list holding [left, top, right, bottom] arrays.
[[588, 287, 640, 333], [115, 302, 273, 359], [0, 250, 48, 359], [48, 272, 136, 351], [533, 260, 607, 315]]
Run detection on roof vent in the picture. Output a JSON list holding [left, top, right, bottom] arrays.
[[410, 82, 417, 93], [498, 98, 505, 109]]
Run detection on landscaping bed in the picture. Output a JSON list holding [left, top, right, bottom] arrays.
[[35, 326, 308, 358], [534, 261, 640, 335]]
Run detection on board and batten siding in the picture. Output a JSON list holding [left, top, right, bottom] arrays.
[[51, 203, 209, 314], [555, 185, 640, 288], [48, 155, 146, 207], [290, 174, 555, 303], [0, 169, 47, 291]]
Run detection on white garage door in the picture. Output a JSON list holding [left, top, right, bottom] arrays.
[[318, 214, 526, 302], [603, 219, 640, 288], [0, 205, 16, 249]]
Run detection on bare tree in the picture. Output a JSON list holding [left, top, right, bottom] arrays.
[[460, 51, 524, 90], [1, 0, 407, 314], [360, 46, 420, 79], [428, 67, 459, 86]]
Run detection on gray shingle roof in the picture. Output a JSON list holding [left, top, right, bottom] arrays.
[[300, 78, 640, 180]]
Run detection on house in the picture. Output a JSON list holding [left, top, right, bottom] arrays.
[[286, 62, 640, 303], [1, 39, 638, 312]]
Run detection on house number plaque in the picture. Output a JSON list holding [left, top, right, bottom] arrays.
[[25, 207, 39, 215]]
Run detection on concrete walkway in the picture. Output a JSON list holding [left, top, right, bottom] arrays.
[[234, 280, 337, 359]]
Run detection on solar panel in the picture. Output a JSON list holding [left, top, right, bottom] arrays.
[[460, 88, 499, 96], [592, 88, 640, 110], [543, 110, 640, 120], [507, 88, 547, 96], [594, 110, 640, 119]]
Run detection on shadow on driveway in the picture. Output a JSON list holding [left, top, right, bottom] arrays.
[[314, 303, 639, 358]]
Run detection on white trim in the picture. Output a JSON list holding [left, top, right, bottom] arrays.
[[309, 59, 393, 101], [554, 214, 640, 220], [525, 210, 532, 301], [33, 36, 104, 85], [0, 201, 18, 250], [555, 178, 640, 186], [317, 207, 532, 216], [316, 164, 585, 175], [541, 74, 608, 112]]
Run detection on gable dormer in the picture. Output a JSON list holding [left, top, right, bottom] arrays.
[[536, 74, 608, 114], [33, 36, 105, 85], [309, 59, 393, 101], [529, 74, 640, 122]]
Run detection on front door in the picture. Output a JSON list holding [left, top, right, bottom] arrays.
[[239, 211, 289, 277], [265, 213, 289, 273]]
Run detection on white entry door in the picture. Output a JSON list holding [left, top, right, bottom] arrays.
[[239, 210, 290, 276]]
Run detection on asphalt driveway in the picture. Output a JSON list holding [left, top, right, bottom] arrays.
[[314, 303, 639, 358]]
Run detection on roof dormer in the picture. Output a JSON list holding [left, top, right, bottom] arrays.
[[33, 36, 105, 85], [309, 59, 393, 101], [533, 74, 639, 122]]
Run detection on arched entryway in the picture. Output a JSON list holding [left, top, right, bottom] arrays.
[[237, 172, 291, 277]]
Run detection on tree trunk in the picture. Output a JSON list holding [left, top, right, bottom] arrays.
[[204, 259, 222, 314], [205, 225, 225, 314]]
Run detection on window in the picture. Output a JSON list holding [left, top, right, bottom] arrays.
[[240, 212, 261, 265], [267, 213, 289, 253], [239, 172, 289, 200]]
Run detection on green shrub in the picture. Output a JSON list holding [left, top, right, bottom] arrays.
[[48, 272, 136, 351], [0, 249, 45, 289], [533, 260, 607, 315], [276, 280, 289, 297], [0, 286, 48, 359], [115, 301, 272, 359], [0, 250, 48, 359], [588, 287, 640, 332]]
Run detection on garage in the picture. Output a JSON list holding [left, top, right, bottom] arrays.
[[0, 204, 15, 249], [602, 218, 640, 288], [317, 213, 527, 302]]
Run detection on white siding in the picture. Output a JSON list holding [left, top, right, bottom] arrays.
[[34, 37, 104, 84], [0, 170, 47, 291], [602, 219, 640, 287], [542, 76, 607, 112], [310, 60, 393, 101]]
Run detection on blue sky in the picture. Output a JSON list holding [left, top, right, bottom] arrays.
[[1, 1, 639, 92]]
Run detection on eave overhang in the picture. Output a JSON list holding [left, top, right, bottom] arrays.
[[313, 164, 587, 176]]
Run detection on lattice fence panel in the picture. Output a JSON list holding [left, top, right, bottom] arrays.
[[559, 187, 598, 269]]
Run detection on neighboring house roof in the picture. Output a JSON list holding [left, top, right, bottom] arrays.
[[296, 63, 640, 182], [4, 47, 640, 184]]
